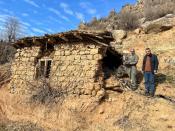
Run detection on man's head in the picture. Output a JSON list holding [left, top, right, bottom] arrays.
[[145, 48, 151, 55], [130, 48, 135, 55]]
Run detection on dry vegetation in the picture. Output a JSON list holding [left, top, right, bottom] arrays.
[[0, 121, 43, 131], [144, 0, 175, 20], [0, 17, 19, 65], [80, 0, 175, 31], [29, 79, 66, 105], [0, 42, 16, 64], [118, 10, 139, 30], [0, 1, 175, 130], [80, 10, 139, 31]]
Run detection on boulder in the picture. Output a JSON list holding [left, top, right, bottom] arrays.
[[134, 28, 141, 34], [110, 30, 126, 53], [112, 30, 127, 41], [139, 17, 146, 25], [141, 14, 175, 34]]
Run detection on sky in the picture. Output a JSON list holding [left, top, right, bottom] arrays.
[[0, 0, 137, 36]]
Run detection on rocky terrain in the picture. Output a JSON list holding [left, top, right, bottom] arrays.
[[0, 1, 175, 131], [0, 23, 175, 130], [79, 0, 175, 31]]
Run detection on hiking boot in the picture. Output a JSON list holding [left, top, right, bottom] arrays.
[[144, 92, 149, 96]]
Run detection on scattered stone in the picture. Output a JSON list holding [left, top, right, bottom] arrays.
[[99, 108, 104, 114], [134, 28, 141, 34]]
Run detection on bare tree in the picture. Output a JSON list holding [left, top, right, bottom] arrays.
[[118, 10, 139, 30], [3, 17, 21, 43]]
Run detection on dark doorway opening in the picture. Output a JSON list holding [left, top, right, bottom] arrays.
[[102, 48, 123, 79]]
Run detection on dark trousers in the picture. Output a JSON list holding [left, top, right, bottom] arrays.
[[144, 72, 155, 94]]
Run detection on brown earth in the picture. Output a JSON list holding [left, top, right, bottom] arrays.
[[0, 82, 175, 131], [0, 26, 175, 131]]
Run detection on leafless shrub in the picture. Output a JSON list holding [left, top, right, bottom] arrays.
[[144, 0, 175, 20], [0, 42, 16, 64], [82, 17, 108, 31], [30, 79, 66, 105], [118, 10, 139, 30], [29, 65, 85, 105], [81, 9, 139, 31], [78, 10, 119, 31]]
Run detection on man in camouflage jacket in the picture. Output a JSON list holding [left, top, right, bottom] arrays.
[[123, 49, 139, 90]]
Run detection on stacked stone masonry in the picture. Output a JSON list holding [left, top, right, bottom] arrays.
[[10, 42, 106, 98], [10, 46, 41, 94], [50, 43, 106, 97]]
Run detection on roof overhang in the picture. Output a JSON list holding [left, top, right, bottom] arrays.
[[14, 30, 114, 48]]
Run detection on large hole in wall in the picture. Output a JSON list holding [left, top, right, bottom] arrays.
[[102, 48, 123, 79]]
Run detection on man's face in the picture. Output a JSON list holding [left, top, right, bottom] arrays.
[[130, 51, 134, 55], [146, 49, 151, 55], [130, 49, 135, 55]]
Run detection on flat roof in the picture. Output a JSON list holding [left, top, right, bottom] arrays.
[[14, 30, 113, 48]]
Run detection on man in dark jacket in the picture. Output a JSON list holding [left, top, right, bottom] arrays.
[[142, 48, 159, 97]]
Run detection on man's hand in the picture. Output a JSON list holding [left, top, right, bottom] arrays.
[[123, 60, 130, 65], [154, 70, 158, 74]]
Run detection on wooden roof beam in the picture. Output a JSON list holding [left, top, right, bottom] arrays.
[[92, 35, 104, 40], [88, 37, 108, 47], [32, 38, 42, 45], [48, 37, 57, 44], [60, 36, 69, 42], [73, 33, 83, 40]]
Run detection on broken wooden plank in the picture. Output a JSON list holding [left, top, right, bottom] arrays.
[[87, 37, 109, 47]]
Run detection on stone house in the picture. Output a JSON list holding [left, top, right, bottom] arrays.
[[10, 30, 122, 98]]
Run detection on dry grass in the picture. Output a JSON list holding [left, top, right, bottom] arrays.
[[0, 64, 11, 87], [0, 121, 43, 131]]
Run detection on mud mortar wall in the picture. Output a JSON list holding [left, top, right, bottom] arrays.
[[9, 42, 107, 98], [50, 43, 106, 98], [9, 46, 41, 94]]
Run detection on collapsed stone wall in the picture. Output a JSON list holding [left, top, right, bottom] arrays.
[[9, 46, 41, 94], [50, 43, 106, 99]]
